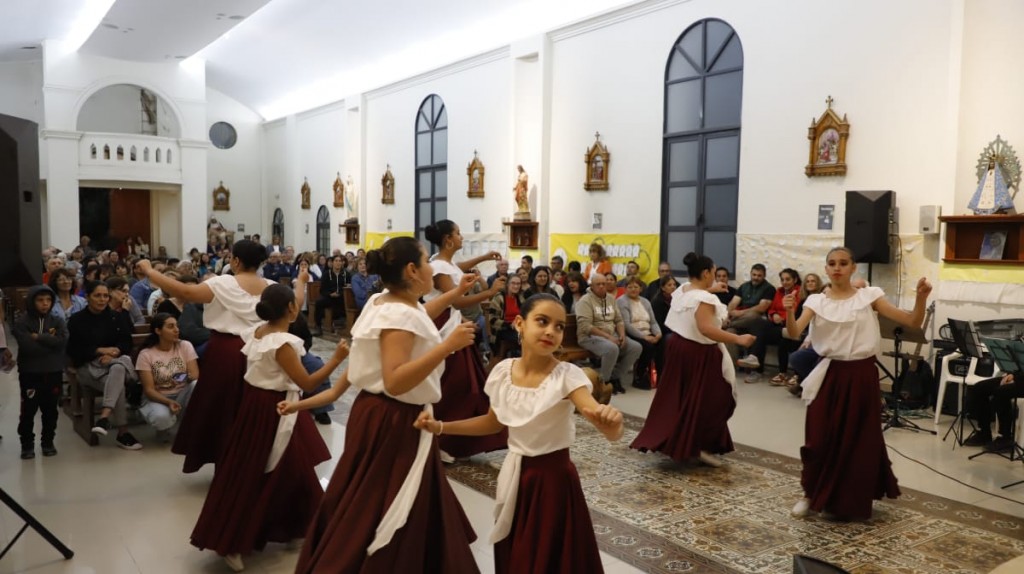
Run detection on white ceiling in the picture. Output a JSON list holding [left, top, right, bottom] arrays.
[[2, 0, 640, 118]]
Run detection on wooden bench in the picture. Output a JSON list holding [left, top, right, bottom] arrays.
[[554, 315, 610, 404], [306, 280, 321, 328], [343, 286, 360, 333]]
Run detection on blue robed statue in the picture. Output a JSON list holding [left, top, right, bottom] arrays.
[[968, 159, 1015, 215]]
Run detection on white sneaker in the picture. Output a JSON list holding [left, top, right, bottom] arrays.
[[744, 372, 762, 384], [224, 553, 244, 572], [791, 498, 811, 518], [439, 450, 455, 464], [698, 451, 723, 467], [736, 355, 761, 369]]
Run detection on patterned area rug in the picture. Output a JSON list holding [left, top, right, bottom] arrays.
[[446, 413, 1024, 574]]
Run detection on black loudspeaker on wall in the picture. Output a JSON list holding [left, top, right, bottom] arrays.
[[844, 190, 896, 264], [0, 113, 42, 288]]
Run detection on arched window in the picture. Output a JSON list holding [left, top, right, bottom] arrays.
[[103, 144, 110, 160], [272, 208, 285, 243], [662, 19, 743, 275], [316, 206, 331, 254], [143, 147, 150, 162], [414, 94, 448, 252], [90, 144, 97, 159], [155, 148, 162, 163], [116, 145, 124, 160], [166, 148, 172, 164], [130, 145, 137, 161]]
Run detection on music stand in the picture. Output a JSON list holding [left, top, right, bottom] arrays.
[[942, 319, 988, 445], [970, 337, 1024, 488], [878, 314, 934, 434], [0, 488, 74, 561]]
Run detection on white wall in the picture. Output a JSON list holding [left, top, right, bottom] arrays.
[[362, 51, 513, 238], [0, 61, 44, 125], [295, 103, 347, 252], [260, 120, 288, 241], [548, 0, 961, 239], [77, 84, 182, 137], [206, 87, 263, 242]]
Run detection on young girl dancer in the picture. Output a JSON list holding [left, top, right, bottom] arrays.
[[140, 240, 308, 472], [423, 220, 508, 460], [295, 236, 482, 573], [785, 246, 931, 520], [630, 253, 755, 467], [415, 293, 624, 574], [190, 284, 347, 572]]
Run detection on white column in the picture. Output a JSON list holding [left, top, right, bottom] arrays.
[[179, 139, 209, 255], [41, 130, 82, 251], [510, 35, 553, 258]]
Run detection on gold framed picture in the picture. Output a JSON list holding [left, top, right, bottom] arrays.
[[467, 151, 485, 198], [212, 181, 230, 211], [584, 132, 610, 191], [381, 165, 395, 205], [805, 96, 850, 177]]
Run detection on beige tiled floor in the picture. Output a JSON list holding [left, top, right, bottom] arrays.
[[1, 367, 1022, 573]]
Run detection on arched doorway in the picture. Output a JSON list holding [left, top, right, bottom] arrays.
[[272, 208, 284, 243], [316, 205, 330, 254]]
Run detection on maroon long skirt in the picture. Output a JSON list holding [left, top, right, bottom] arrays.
[[630, 334, 735, 461], [800, 356, 900, 520], [190, 385, 330, 556], [494, 449, 603, 574], [172, 331, 246, 473], [433, 308, 507, 458], [295, 391, 478, 574]]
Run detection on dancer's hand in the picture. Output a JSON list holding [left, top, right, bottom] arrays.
[[444, 322, 476, 353], [582, 404, 623, 440], [484, 250, 502, 261], [489, 276, 507, 295], [1002, 373, 1014, 386], [136, 259, 153, 275], [915, 277, 932, 298], [296, 270, 310, 285], [413, 411, 442, 435], [457, 273, 477, 294], [783, 293, 796, 311], [736, 334, 756, 348], [332, 339, 350, 362], [277, 400, 298, 416]]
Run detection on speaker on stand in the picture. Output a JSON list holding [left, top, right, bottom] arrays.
[[844, 190, 897, 283]]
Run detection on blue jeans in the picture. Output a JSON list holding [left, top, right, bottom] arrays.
[[301, 353, 334, 415]]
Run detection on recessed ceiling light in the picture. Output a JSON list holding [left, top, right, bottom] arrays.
[[19, 46, 37, 50], [228, 14, 245, 20], [102, 23, 119, 29], [175, 56, 186, 59], [216, 12, 225, 17]]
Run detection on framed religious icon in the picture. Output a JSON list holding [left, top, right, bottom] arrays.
[[381, 164, 395, 205], [467, 151, 485, 198], [332, 172, 345, 208], [584, 132, 610, 191], [212, 181, 230, 211], [805, 96, 850, 177], [300, 177, 311, 209]]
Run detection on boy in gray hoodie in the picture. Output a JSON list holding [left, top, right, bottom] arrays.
[[12, 285, 68, 459]]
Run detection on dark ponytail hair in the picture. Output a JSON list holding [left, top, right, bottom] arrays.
[[365, 236, 424, 290], [83, 280, 108, 296], [232, 239, 268, 271], [423, 219, 456, 247], [520, 293, 563, 319], [683, 252, 714, 278], [255, 283, 295, 322], [144, 313, 175, 348]]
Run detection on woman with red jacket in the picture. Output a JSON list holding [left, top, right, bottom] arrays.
[[747, 268, 803, 385]]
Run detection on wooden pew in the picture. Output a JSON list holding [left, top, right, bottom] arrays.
[[306, 280, 321, 329], [554, 315, 610, 404]]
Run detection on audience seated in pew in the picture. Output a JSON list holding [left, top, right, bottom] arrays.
[[136, 313, 199, 442]]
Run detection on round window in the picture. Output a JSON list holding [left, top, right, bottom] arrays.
[[209, 121, 237, 149]]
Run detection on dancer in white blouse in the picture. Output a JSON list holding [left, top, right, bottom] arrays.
[[416, 293, 623, 574], [785, 246, 931, 520], [295, 236, 482, 573]]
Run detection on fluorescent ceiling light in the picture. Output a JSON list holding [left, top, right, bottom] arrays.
[[64, 0, 118, 52]]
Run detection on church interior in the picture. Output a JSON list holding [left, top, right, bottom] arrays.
[[2, 0, 1024, 572]]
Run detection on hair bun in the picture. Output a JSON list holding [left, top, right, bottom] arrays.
[[423, 224, 440, 244], [682, 252, 698, 266], [255, 301, 273, 321]]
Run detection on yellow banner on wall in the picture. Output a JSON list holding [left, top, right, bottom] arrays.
[[363, 231, 415, 251], [548, 233, 661, 284]]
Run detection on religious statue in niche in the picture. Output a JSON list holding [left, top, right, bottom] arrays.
[[513, 165, 531, 221], [332, 172, 345, 208], [805, 96, 850, 177], [345, 174, 358, 223], [584, 132, 610, 191], [467, 151, 485, 198], [300, 177, 311, 209], [381, 164, 395, 205], [212, 181, 230, 211], [969, 135, 1020, 214]]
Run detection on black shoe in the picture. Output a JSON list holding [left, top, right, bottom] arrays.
[[314, 412, 332, 425], [91, 417, 111, 436], [20, 445, 34, 460], [963, 430, 993, 447], [41, 443, 57, 457], [115, 432, 143, 450], [610, 379, 626, 394], [986, 435, 1014, 452], [632, 380, 651, 390]]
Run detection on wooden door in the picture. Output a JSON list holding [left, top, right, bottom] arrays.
[[109, 189, 151, 248]]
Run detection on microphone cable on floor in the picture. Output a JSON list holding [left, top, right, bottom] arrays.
[[885, 443, 1024, 507]]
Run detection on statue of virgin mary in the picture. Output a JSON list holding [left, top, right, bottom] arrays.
[[969, 159, 1015, 215]]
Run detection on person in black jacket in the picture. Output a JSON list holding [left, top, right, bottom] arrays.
[[314, 255, 348, 334], [12, 285, 68, 459], [67, 281, 141, 450]]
